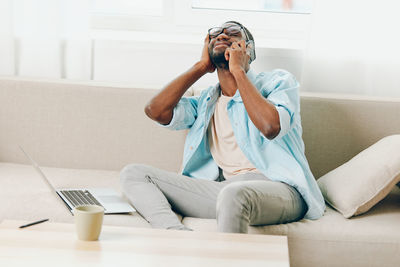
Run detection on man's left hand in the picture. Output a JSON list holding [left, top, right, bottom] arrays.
[[224, 40, 250, 74]]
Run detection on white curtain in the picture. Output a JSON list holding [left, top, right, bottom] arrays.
[[0, 0, 91, 80], [301, 0, 400, 97]]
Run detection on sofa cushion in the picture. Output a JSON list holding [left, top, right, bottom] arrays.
[[183, 187, 400, 267], [182, 217, 291, 235], [285, 186, 400, 241], [0, 162, 170, 227], [183, 186, 400, 240], [317, 135, 400, 218]]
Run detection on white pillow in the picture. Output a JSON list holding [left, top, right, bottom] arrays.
[[317, 135, 400, 218]]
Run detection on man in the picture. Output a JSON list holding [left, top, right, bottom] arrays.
[[120, 21, 325, 233]]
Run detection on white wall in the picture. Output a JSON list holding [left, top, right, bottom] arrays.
[[0, 0, 14, 75], [93, 39, 304, 92], [1, 34, 304, 92], [0, 0, 307, 93], [3, 0, 399, 98], [301, 0, 400, 98]]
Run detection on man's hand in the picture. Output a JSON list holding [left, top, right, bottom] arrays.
[[145, 35, 213, 125], [224, 40, 250, 74], [199, 34, 216, 73]]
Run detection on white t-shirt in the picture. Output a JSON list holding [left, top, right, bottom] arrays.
[[208, 93, 259, 179]]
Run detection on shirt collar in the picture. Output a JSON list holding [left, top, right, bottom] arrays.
[[246, 69, 257, 82], [207, 69, 257, 102]]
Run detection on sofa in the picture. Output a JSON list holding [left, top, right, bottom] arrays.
[[1, 76, 399, 267]]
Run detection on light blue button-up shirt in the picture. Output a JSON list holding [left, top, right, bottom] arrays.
[[159, 69, 326, 220]]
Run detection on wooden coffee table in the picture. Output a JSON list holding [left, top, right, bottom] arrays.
[[0, 220, 289, 267]]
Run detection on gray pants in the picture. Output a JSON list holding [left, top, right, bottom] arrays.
[[120, 164, 307, 233]]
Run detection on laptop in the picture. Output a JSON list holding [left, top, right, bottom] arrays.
[[20, 146, 135, 215]]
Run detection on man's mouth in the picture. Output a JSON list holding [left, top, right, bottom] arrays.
[[214, 42, 230, 49]]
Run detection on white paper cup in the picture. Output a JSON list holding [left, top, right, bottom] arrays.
[[73, 205, 104, 241]]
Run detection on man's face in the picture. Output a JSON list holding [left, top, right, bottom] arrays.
[[208, 22, 246, 70]]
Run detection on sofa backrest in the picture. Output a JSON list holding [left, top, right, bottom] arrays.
[[1, 77, 400, 178], [301, 92, 400, 178], [0, 78, 186, 172]]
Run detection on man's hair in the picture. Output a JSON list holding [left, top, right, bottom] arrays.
[[224, 21, 256, 63]]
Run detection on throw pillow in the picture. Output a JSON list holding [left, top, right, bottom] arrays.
[[317, 135, 400, 218]]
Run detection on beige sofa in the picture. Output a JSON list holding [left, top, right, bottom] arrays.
[[1, 77, 399, 267]]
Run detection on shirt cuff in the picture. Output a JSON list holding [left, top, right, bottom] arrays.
[[155, 105, 182, 130], [274, 106, 291, 139]]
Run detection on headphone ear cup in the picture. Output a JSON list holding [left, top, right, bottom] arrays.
[[245, 40, 256, 63]]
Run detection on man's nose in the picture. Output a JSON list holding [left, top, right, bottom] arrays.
[[216, 32, 229, 41]]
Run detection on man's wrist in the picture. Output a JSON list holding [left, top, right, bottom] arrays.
[[194, 61, 209, 75], [230, 67, 246, 79]]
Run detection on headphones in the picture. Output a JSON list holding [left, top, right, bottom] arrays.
[[245, 39, 256, 64]]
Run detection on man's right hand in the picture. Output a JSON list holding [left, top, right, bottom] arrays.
[[198, 34, 216, 74], [145, 34, 214, 125]]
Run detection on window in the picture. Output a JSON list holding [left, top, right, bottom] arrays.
[[90, 0, 312, 49], [92, 0, 164, 16], [192, 0, 312, 14]]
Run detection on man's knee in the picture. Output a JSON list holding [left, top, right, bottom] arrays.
[[216, 182, 252, 216], [120, 163, 152, 186]]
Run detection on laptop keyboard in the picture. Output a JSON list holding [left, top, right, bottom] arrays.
[[60, 190, 104, 208]]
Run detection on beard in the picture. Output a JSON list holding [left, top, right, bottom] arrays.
[[208, 47, 229, 70]]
